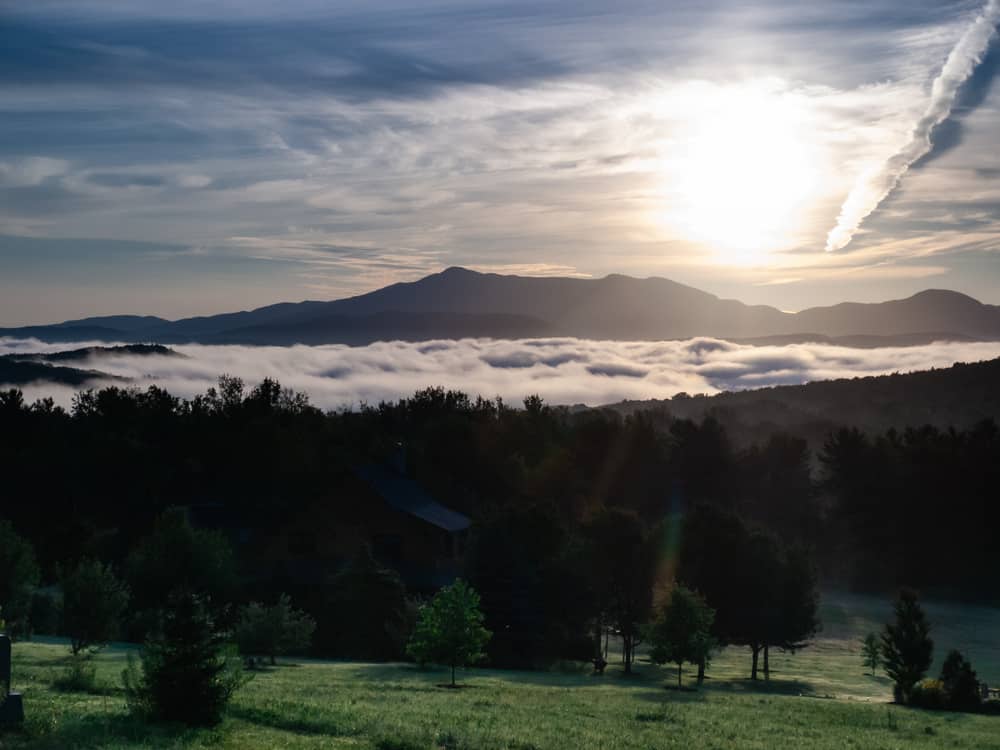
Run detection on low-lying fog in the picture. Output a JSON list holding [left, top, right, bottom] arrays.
[[4, 337, 1000, 409]]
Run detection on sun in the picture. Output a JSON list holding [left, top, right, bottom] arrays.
[[656, 82, 824, 266]]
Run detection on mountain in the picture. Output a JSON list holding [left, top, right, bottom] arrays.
[[3, 268, 1000, 346]]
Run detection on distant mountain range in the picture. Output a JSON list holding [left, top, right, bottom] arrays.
[[3, 267, 1000, 346]]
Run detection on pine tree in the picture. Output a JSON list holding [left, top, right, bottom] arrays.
[[881, 589, 933, 703], [123, 591, 245, 726]]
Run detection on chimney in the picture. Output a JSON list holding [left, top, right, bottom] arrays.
[[391, 441, 407, 476]]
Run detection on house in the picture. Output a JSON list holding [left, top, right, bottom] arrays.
[[244, 451, 471, 593]]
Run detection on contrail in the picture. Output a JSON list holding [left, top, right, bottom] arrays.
[[825, 0, 1000, 252]]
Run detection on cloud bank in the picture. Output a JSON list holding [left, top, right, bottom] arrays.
[[4, 337, 1000, 410], [826, 0, 1000, 252]]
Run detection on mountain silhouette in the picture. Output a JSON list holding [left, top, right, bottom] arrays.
[[2, 268, 999, 346]]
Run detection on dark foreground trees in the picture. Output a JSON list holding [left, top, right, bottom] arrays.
[[123, 592, 245, 726], [881, 589, 933, 704], [678, 505, 819, 680], [407, 579, 491, 686], [584, 509, 659, 675]]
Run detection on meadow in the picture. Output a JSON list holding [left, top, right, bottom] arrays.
[[3, 592, 999, 750]]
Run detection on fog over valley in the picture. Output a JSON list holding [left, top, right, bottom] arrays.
[[4, 336, 1000, 409]]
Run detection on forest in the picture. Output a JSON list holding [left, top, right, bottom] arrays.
[[1, 372, 996, 672]]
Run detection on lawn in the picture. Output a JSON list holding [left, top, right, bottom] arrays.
[[2, 592, 999, 750]]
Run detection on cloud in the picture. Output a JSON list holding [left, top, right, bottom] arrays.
[[825, 0, 1000, 251], [3, 336, 1000, 410]]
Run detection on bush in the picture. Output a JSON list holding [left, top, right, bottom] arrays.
[[909, 678, 947, 710], [235, 593, 315, 665], [123, 592, 246, 726]]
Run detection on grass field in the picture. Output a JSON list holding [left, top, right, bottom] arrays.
[[2, 592, 999, 750]]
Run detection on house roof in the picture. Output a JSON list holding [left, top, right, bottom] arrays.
[[356, 465, 471, 532]]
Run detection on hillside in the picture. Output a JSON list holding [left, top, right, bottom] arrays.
[[608, 357, 1000, 446]]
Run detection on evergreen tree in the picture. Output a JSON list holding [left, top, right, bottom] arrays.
[[406, 579, 491, 687], [123, 591, 245, 726], [881, 589, 933, 703]]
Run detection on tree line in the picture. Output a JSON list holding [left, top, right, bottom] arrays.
[[0, 379, 996, 673]]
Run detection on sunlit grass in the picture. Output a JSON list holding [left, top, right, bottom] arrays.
[[4, 592, 999, 749]]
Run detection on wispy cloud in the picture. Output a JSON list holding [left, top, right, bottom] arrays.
[[826, 0, 1000, 251]]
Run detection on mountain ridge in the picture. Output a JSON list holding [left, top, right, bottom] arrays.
[[2, 268, 998, 346]]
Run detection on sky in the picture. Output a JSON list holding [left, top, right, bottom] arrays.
[[2, 0, 999, 325]]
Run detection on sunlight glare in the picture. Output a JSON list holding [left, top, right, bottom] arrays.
[[657, 82, 824, 266]]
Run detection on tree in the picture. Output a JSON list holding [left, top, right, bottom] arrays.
[[648, 585, 715, 688], [123, 591, 245, 726], [323, 546, 410, 660], [763, 544, 820, 680], [406, 579, 491, 687], [62, 559, 130, 656], [584, 509, 658, 674], [881, 589, 933, 703], [0, 521, 40, 640], [678, 507, 819, 681], [236, 594, 315, 665], [126, 509, 238, 626], [940, 649, 980, 711], [861, 632, 881, 677]]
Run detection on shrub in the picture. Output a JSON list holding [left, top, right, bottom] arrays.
[[235, 593, 315, 665], [909, 678, 946, 710], [123, 591, 246, 726]]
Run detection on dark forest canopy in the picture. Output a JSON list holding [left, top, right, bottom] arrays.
[[0, 374, 996, 610]]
